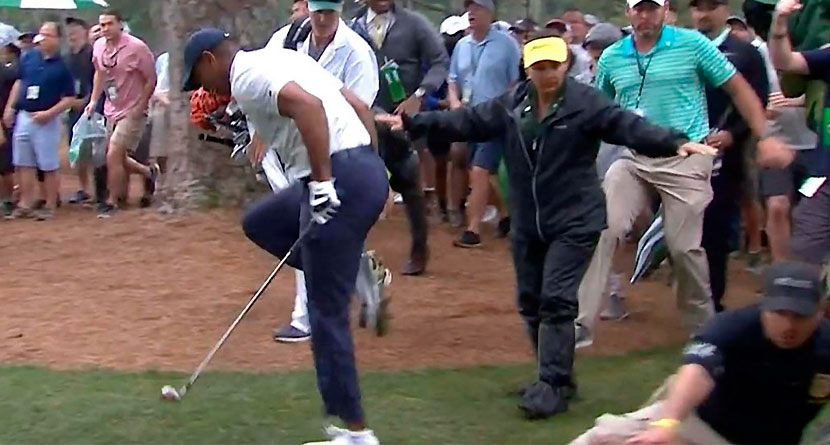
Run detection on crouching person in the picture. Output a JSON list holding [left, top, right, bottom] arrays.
[[571, 261, 830, 445], [376, 31, 717, 420]]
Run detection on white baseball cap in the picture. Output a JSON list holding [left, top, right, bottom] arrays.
[[440, 14, 470, 35], [627, 0, 666, 7]]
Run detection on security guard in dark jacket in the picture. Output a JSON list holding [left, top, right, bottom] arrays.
[[377, 34, 718, 419]]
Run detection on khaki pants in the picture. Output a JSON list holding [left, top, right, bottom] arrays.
[[577, 151, 715, 338], [568, 399, 730, 445]]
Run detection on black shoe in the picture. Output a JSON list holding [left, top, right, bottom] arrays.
[[453, 230, 481, 248], [518, 381, 569, 420], [1, 201, 13, 219], [139, 196, 152, 208], [497, 217, 511, 238], [145, 163, 160, 196], [68, 190, 91, 204], [97, 203, 116, 219]]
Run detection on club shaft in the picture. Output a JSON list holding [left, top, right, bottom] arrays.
[[184, 224, 314, 391]]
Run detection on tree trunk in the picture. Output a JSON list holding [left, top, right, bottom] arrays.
[[159, 0, 285, 211]]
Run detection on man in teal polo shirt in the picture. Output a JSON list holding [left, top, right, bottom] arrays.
[[576, 0, 787, 347]]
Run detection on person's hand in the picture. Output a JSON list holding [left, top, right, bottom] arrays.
[[758, 135, 795, 168], [776, 0, 802, 17], [31, 110, 53, 124], [437, 99, 450, 110], [3, 107, 15, 128], [394, 94, 423, 116], [677, 142, 718, 157], [705, 130, 734, 150], [375, 114, 404, 131], [247, 135, 267, 164], [308, 179, 341, 225], [84, 102, 97, 117], [625, 426, 677, 444], [449, 96, 463, 111]]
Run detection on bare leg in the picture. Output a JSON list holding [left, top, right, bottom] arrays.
[[77, 161, 90, 193], [465, 166, 491, 235], [742, 198, 763, 253], [18, 167, 36, 209], [449, 143, 468, 212], [419, 147, 435, 191], [107, 142, 128, 205], [766, 195, 791, 261], [43, 170, 58, 210]]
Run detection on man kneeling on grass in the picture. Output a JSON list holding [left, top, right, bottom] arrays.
[[570, 261, 830, 445]]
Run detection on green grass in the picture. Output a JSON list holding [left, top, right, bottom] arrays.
[[0, 348, 684, 444]]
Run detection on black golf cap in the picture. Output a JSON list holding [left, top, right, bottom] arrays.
[[65, 17, 89, 28], [761, 261, 823, 317], [182, 28, 230, 92]]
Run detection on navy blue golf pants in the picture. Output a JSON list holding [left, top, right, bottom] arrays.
[[242, 146, 388, 424]]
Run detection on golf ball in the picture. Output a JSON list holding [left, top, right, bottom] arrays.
[[160, 385, 180, 401]]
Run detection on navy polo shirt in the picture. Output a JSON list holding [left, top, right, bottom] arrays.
[[16, 48, 75, 113]]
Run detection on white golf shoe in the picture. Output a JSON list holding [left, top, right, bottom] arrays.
[[303, 425, 380, 445]]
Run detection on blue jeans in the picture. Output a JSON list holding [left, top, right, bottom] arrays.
[[242, 146, 388, 424]]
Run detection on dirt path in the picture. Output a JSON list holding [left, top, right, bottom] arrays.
[[0, 188, 760, 372]]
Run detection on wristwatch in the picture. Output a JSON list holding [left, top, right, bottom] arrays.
[[414, 87, 427, 99]]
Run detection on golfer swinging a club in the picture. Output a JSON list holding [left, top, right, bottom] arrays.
[[182, 29, 388, 445]]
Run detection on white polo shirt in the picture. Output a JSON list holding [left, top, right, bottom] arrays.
[[230, 48, 370, 181]]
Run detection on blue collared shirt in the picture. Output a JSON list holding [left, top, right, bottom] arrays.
[[449, 26, 520, 105], [17, 48, 75, 113]]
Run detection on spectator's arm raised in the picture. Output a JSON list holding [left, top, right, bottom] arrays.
[[768, 0, 809, 75]]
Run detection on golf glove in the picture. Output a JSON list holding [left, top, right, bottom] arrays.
[[309, 180, 341, 225]]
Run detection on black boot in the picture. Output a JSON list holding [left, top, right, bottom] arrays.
[[519, 322, 576, 420]]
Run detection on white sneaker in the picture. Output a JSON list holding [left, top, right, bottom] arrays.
[[575, 324, 594, 349], [303, 426, 380, 445]]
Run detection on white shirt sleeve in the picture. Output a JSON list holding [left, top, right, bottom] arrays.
[[232, 51, 295, 117], [341, 38, 379, 106]]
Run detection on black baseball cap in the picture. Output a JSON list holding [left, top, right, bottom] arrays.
[[182, 28, 230, 92], [65, 17, 89, 28], [761, 262, 823, 317], [510, 18, 537, 33]]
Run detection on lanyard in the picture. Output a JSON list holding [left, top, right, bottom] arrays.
[[469, 39, 488, 79], [634, 51, 654, 110]]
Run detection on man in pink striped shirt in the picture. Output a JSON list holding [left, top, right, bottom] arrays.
[[86, 10, 159, 218]]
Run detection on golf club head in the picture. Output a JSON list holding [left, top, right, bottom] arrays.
[[160, 385, 182, 402]]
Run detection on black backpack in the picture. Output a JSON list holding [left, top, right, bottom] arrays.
[[283, 17, 312, 50]]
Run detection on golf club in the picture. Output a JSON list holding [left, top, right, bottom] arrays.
[[161, 223, 314, 402]]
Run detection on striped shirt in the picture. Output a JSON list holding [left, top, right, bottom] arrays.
[[595, 25, 737, 142]]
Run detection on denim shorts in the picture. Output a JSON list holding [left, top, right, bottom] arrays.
[[13, 111, 61, 172], [469, 140, 503, 173]]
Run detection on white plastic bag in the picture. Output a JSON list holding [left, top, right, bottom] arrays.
[[69, 112, 107, 168]]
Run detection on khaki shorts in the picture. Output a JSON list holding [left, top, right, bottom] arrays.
[[107, 114, 148, 154]]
